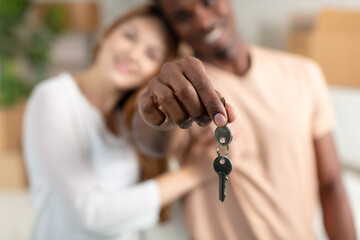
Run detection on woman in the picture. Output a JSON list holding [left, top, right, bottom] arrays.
[[23, 5, 213, 240]]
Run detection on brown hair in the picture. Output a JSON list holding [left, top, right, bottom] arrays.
[[94, 4, 179, 110], [93, 4, 178, 62], [151, 0, 161, 6], [98, 5, 177, 222], [123, 92, 172, 222]]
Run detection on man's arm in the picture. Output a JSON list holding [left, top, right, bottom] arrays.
[[314, 133, 356, 240], [131, 56, 236, 158], [131, 107, 187, 158]]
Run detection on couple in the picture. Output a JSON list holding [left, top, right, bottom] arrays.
[[24, 0, 356, 240]]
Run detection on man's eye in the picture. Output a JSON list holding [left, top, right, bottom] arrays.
[[176, 11, 191, 22], [204, 0, 216, 6]]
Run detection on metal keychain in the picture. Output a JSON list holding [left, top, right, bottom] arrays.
[[213, 97, 233, 202]]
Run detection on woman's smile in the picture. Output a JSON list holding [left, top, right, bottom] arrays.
[[114, 57, 134, 75]]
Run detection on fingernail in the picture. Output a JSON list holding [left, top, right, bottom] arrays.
[[214, 113, 227, 127], [195, 115, 212, 127], [178, 118, 193, 129]]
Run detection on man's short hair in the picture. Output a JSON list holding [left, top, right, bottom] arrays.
[[151, 0, 160, 6]]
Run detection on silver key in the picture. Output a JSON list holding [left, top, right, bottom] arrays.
[[213, 156, 232, 202], [214, 126, 233, 146], [213, 97, 233, 202]]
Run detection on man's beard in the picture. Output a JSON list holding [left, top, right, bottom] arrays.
[[214, 43, 232, 59], [215, 48, 227, 59]]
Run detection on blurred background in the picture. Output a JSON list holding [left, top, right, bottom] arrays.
[[0, 0, 359, 239]]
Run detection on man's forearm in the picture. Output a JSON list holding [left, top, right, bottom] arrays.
[[314, 134, 357, 240], [131, 107, 184, 158], [320, 178, 356, 240]]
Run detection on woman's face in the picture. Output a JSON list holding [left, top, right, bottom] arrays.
[[96, 16, 168, 90]]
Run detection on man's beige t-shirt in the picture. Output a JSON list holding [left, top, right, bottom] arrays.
[[181, 46, 336, 240]]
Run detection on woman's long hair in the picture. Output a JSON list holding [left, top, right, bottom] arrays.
[[93, 4, 178, 63], [93, 4, 179, 110], [93, 5, 179, 222], [123, 92, 172, 222]]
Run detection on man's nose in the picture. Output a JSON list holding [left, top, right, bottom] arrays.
[[194, 6, 214, 33]]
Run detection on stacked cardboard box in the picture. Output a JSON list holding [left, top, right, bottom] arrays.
[[0, 103, 24, 152], [287, 8, 360, 87], [0, 150, 28, 189], [0, 2, 99, 189], [0, 102, 27, 189]]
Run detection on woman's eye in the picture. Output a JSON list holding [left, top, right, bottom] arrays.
[[147, 51, 157, 61], [146, 49, 161, 62], [204, 0, 216, 6], [124, 30, 136, 41]]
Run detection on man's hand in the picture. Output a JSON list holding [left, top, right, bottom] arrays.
[[139, 56, 236, 130]]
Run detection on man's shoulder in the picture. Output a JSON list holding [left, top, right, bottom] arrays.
[[251, 45, 318, 70], [250, 45, 326, 88]]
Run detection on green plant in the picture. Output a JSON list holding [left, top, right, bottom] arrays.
[[0, 0, 66, 107]]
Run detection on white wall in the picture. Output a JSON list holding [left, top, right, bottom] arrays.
[[99, 0, 148, 28], [232, 0, 360, 49], [101, 0, 360, 50]]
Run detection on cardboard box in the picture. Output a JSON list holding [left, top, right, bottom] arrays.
[[0, 102, 25, 152], [286, 12, 315, 56], [314, 9, 360, 34], [286, 30, 310, 56], [309, 32, 360, 87], [287, 8, 360, 87], [308, 9, 360, 87], [0, 150, 28, 189]]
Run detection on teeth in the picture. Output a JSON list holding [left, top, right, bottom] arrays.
[[204, 27, 223, 44]]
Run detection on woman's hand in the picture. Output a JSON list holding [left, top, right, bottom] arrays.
[[156, 127, 217, 207]]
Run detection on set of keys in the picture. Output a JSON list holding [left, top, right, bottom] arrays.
[[213, 112, 233, 202]]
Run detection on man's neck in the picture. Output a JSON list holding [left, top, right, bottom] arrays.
[[195, 40, 250, 76]]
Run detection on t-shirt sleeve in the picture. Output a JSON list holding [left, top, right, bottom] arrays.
[[307, 60, 337, 139], [23, 84, 161, 236]]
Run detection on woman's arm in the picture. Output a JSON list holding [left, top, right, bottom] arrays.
[[132, 107, 185, 158], [24, 88, 160, 234], [156, 128, 216, 207], [24, 85, 211, 236]]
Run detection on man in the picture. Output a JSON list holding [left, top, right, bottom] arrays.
[[131, 0, 356, 239]]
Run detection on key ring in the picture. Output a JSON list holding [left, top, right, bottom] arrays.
[[221, 96, 228, 127], [221, 96, 227, 107], [217, 144, 229, 157], [213, 96, 233, 202]]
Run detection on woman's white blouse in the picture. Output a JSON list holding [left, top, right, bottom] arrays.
[[23, 73, 161, 240]]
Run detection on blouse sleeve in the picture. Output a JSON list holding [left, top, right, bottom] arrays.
[[23, 85, 161, 236]]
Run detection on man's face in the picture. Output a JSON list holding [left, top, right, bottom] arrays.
[[159, 0, 237, 57]]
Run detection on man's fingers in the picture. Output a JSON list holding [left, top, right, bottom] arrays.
[[215, 90, 237, 124], [225, 104, 236, 123], [179, 56, 227, 127], [139, 90, 166, 126], [160, 64, 210, 127], [140, 57, 233, 130], [152, 80, 192, 128]]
